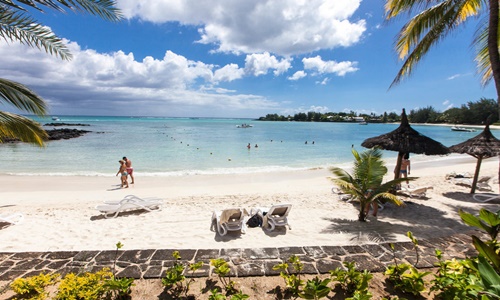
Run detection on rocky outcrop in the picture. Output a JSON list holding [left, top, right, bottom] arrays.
[[44, 123, 90, 127], [46, 129, 91, 140]]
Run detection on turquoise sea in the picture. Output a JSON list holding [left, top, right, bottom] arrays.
[[0, 116, 492, 176]]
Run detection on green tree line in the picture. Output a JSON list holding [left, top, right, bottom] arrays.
[[258, 98, 498, 125]]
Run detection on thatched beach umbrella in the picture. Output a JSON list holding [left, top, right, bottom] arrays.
[[448, 123, 500, 193], [361, 108, 450, 180]]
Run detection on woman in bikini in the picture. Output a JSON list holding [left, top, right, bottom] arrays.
[[116, 160, 129, 188]]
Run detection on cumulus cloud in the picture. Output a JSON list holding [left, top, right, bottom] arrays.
[[287, 71, 307, 81], [303, 55, 358, 76], [244, 52, 292, 76], [0, 41, 279, 117], [117, 0, 366, 56]]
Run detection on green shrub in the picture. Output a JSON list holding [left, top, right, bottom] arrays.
[[10, 272, 59, 299], [56, 268, 112, 300], [330, 261, 372, 296]]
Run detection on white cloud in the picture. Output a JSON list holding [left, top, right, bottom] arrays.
[[281, 105, 330, 115], [213, 63, 245, 82], [303, 55, 358, 76], [117, 0, 366, 56], [0, 41, 279, 117], [442, 100, 454, 110], [244, 52, 292, 76], [288, 71, 307, 81], [316, 78, 330, 85], [447, 74, 461, 80]]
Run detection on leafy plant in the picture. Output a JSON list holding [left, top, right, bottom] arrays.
[[298, 276, 331, 299], [208, 288, 226, 300], [385, 233, 430, 296], [230, 290, 250, 299], [330, 148, 410, 221], [162, 251, 203, 299], [10, 272, 59, 299], [56, 268, 112, 300], [330, 261, 372, 296], [272, 255, 305, 296], [211, 258, 236, 294], [102, 277, 135, 299], [430, 250, 482, 299]]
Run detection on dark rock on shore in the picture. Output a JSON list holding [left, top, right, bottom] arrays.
[[2, 129, 91, 143], [46, 128, 91, 140], [44, 123, 90, 127]]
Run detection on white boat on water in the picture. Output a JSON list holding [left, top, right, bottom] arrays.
[[51, 116, 60, 121], [451, 126, 476, 132], [359, 121, 368, 125]]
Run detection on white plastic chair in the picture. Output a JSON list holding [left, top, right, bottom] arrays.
[[210, 208, 248, 236], [252, 204, 292, 231]]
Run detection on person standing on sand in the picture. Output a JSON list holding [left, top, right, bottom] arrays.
[[398, 153, 411, 184], [116, 160, 129, 188], [123, 156, 134, 184]]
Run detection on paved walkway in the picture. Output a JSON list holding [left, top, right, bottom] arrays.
[[0, 232, 478, 281]]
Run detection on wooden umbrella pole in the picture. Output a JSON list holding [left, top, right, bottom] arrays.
[[471, 155, 483, 194], [394, 152, 403, 181]]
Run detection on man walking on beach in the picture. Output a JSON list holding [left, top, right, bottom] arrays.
[[123, 156, 134, 184]]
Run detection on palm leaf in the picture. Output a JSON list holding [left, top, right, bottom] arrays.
[[0, 7, 72, 60], [388, 1, 480, 87], [0, 78, 47, 115], [0, 0, 123, 21], [0, 111, 47, 146]]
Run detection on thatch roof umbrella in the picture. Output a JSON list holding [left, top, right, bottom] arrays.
[[448, 123, 500, 193], [361, 108, 450, 180]]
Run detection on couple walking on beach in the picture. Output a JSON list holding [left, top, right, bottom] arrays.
[[116, 156, 134, 188]]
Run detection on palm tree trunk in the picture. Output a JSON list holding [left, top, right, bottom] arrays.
[[487, 0, 500, 192]]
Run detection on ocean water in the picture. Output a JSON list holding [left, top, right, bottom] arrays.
[[0, 116, 491, 176]]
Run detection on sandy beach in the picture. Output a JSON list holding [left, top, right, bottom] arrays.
[[0, 154, 499, 253]]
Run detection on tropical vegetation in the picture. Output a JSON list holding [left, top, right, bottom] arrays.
[[329, 147, 410, 221], [0, 0, 121, 146], [259, 98, 498, 124]]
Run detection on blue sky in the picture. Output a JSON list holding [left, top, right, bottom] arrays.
[[1, 0, 496, 118]]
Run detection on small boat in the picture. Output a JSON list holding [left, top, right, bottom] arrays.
[[236, 124, 253, 128], [51, 116, 60, 121], [451, 126, 476, 132], [359, 121, 368, 125]]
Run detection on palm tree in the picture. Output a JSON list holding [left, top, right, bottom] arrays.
[[385, 0, 500, 119], [0, 0, 122, 146], [330, 148, 411, 222]]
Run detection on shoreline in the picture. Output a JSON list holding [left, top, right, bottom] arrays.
[[0, 156, 498, 253]]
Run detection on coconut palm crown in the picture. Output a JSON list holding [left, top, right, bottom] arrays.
[[330, 147, 415, 222], [0, 0, 122, 146]]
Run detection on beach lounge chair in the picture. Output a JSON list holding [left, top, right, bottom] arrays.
[[95, 195, 162, 218], [445, 171, 472, 180], [402, 185, 434, 198], [210, 208, 249, 236], [454, 176, 493, 191], [0, 213, 23, 226], [252, 204, 292, 231], [473, 193, 500, 203]]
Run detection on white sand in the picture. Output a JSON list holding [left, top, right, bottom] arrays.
[[0, 154, 498, 252]]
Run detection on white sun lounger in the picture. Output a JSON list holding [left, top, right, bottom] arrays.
[[473, 193, 500, 203], [402, 185, 434, 198], [210, 208, 249, 236], [454, 176, 493, 191], [252, 204, 292, 231], [0, 213, 24, 226], [95, 195, 162, 218]]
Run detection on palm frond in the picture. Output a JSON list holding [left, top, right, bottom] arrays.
[[385, 0, 433, 19], [0, 111, 47, 146], [0, 78, 47, 115], [0, 0, 122, 21], [389, 1, 480, 87], [474, 16, 495, 86], [0, 6, 72, 60]]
